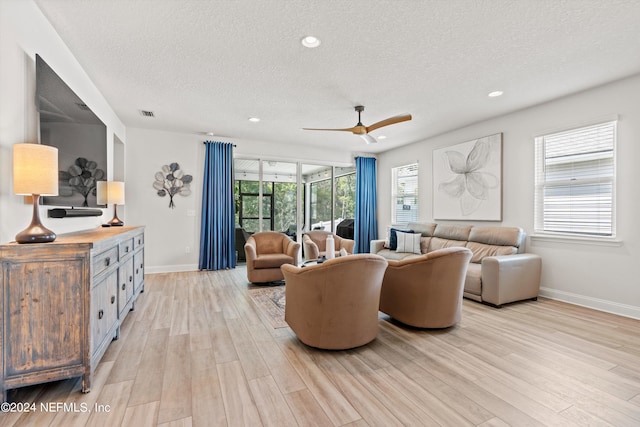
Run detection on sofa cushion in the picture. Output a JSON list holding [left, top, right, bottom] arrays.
[[433, 224, 472, 241], [464, 263, 482, 295], [396, 231, 422, 254], [253, 254, 295, 269], [375, 248, 422, 261], [428, 237, 468, 252], [466, 242, 518, 263], [407, 222, 437, 237], [420, 237, 432, 254], [389, 228, 413, 250], [468, 226, 524, 250]]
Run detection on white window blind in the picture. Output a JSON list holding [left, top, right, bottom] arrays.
[[392, 163, 418, 225], [534, 121, 616, 237]]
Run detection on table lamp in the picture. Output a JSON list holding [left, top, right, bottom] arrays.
[[13, 143, 59, 243], [97, 181, 125, 226]]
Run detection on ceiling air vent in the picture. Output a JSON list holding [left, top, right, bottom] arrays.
[[140, 110, 155, 117]]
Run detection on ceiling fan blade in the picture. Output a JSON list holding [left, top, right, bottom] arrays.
[[302, 126, 361, 133], [359, 134, 377, 144], [366, 114, 412, 133]]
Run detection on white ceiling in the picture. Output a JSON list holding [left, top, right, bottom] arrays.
[[34, 0, 640, 154]]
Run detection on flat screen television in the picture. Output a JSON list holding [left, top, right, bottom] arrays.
[[36, 54, 107, 208]]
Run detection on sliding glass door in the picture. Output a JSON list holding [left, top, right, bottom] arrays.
[[303, 164, 333, 231], [334, 166, 356, 233], [262, 161, 298, 237], [234, 159, 261, 233], [234, 159, 299, 237], [234, 159, 355, 245], [236, 180, 271, 233]]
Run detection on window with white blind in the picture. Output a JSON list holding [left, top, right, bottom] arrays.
[[391, 163, 418, 225], [534, 121, 616, 237]]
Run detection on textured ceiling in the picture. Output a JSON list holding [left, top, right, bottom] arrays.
[[33, 0, 640, 154]]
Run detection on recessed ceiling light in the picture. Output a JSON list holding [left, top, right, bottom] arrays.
[[301, 36, 321, 48], [378, 135, 387, 140], [488, 91, 504, 98], [248, 117, 260, 122]]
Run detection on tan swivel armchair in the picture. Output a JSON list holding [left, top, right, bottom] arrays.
[[244, 232, 300, 283], [281, 254, 388, 350], [302, 230, 355, 260], [379, 247, 473, 328]]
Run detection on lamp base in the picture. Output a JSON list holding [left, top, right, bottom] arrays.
[[107, 204, 124, 226], [16, 225, 57, 243], [16, 195, 56, 243]]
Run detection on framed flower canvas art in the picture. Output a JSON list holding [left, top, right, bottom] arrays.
[[432, 133, 502, 221]]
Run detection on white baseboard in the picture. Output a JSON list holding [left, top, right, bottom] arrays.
[[539, 287, 640, 320], [145, 264, 199, 274]]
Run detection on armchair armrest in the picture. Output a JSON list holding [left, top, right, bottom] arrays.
[[244, 238, 257, 261], [481, 254, 542, 307], [302, 235, 319, 260], [370, 239, 386, 254], [339, 238, 355, 254], [244, 238, 258, 275], [285, 240, 301, 263]]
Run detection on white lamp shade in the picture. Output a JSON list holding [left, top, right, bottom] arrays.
[[13, 143, 59, 196], [97, 181, 125, 205]]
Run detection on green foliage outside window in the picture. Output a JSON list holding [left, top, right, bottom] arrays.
[[235, 180, 297, 233], [273, 182, 298, 232], [335, 173, 355, 220], [310, 179, 332, 225]]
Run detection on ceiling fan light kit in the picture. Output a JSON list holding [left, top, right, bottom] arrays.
[[359, 134, 377, 144], [303, 105, 411, 144]]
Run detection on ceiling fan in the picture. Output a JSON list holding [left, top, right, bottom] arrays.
[[303, 106, 412, 144]]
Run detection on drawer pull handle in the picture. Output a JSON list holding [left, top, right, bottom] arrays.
[[111, 295, 115, 304], [129, 275, 133, 282], [122, 283, 126, 290], [98, 309, 104, 319], [126, 246, 130, 253], [138, 239, 142, 244], [136, 268, 139, 274], [105, 257, 111, 267]]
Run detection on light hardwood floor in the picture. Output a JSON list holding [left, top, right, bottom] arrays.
[[3, 267, 640, 427]]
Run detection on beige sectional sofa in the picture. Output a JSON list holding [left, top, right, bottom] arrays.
[[370, 222, 542, 307]]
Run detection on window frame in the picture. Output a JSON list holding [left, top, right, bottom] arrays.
[[391, 163, 419, 226], [533, 120, 617, 240]]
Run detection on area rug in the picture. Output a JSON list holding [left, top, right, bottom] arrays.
[[248, 285, 287, 329]]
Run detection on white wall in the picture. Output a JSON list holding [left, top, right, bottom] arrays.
[[0, 1, 125, 243], [125, 128, 354, 273], [377, 74, 640, 319]]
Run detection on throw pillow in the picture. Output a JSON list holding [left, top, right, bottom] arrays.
[[395, 231, 422, 254], [389, 228, 414, 250]]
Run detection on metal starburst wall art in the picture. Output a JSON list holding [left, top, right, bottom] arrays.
[[153, 162, 193, 208]]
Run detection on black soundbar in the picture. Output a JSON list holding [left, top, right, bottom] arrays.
[[48, 208, 103, 218]]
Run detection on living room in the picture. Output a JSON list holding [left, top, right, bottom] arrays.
[[2, 1, 640, 426]]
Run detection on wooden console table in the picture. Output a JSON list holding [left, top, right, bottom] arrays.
[[0, 226, 145, 402]]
